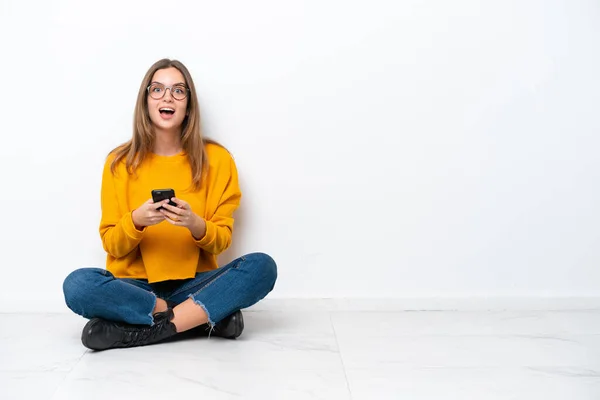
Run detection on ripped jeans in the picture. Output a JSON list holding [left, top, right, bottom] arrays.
[[63, 253, 277, 326]]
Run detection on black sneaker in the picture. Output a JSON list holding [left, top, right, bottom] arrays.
[[190, 310, 244, 339], [81, 309, 178, 350]]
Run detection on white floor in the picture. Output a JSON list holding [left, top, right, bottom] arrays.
[[2, 304, 600, 399]]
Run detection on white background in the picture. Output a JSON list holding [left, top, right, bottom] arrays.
[[0, 0, 599, 312]]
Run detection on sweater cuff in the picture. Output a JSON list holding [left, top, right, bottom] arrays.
[[194, 219, 216, 247], [122, 211, 146, 240]]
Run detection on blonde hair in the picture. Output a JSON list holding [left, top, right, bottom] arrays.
[[110, 59, 216, 191]]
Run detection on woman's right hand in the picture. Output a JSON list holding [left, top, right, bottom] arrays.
[[132, 198, 169, 230]]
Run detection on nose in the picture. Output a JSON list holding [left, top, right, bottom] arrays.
[[162, 87, 175, 101]]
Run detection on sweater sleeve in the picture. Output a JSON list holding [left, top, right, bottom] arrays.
[[194, 155, 242, 254], [99, 157, 145, 258]]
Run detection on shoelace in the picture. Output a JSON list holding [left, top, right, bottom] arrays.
[[114, 315, 171, 346], [122, 322, 164, 346]]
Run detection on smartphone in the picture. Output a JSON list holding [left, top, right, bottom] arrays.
[[151, 189, 177, 210]]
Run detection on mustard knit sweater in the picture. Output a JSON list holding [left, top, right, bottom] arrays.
[[99, 143, 241, 283]]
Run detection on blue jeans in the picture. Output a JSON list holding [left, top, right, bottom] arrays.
[[63, 252, 277, 326]]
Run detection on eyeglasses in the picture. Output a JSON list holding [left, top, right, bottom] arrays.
[[147, 83, 189, 100]]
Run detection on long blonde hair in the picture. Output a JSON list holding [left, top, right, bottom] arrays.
[[110, 59, 215, 191]]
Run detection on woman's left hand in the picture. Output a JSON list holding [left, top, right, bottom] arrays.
[[161, 198, 199, 228], [161, 198, 207, 240]]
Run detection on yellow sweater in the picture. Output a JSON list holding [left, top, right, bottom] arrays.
[[99, 143, 241, 283]]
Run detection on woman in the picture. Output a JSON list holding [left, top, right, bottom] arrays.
[[63, 59, 277, 351]]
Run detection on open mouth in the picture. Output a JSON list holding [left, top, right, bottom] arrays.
[[159, 107, 175, 120]]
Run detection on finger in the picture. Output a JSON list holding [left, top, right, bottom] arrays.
[[164, 216, 182, 226], [160, 209, 181, 221], [151, 200, 170, 210], [161, 202, 184, 214], [171, 197, 189, 209]]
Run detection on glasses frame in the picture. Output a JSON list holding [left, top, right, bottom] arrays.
[[146, 83, 190, 100]]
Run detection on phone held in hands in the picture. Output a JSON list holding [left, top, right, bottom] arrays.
[[151, 189, 177, 210]]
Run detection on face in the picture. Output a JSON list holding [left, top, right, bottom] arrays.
[[147, 67, 189, 134]]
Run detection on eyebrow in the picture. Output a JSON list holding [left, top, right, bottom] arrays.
[[151, 81, 186, 86]]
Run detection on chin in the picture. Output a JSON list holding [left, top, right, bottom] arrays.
[[158, 124, 181, 133], [151, 118, 182, 131]]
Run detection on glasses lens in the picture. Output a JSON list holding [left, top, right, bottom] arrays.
[[171, 85, 188, 100], [148, 83, 165, 99]]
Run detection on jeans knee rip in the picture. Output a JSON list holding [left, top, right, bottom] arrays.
[[188, 294, 216, 338]]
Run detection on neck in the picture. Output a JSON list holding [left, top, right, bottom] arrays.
[[153, 129, 183, 156]]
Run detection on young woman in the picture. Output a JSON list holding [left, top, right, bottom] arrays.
[[62, 59, 277, 351]]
